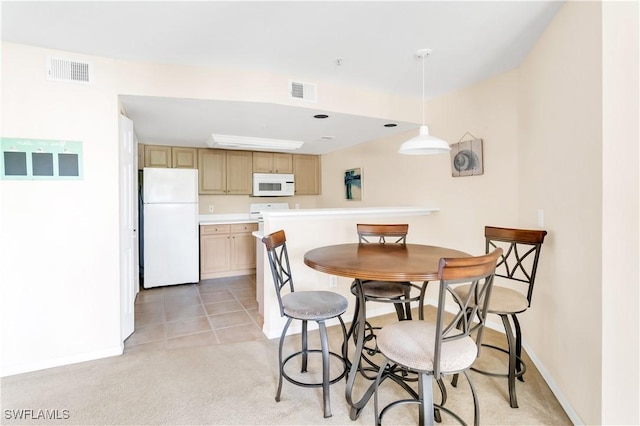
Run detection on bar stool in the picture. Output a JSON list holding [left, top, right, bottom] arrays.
[[452, 226, 547, 408], [262, 229, 349, 418], [347, 224, 423, 377], [373, 249, 503, 426]]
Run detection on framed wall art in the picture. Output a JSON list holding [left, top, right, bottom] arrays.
[[344, 168, 362, 200], [450, 135, 483, 177]]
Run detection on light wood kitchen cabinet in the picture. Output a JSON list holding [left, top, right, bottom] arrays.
[[200, 222, 258, 279], [139, 145, 197, 169], [198, 149, 226, 194], [144, 145, 172, 168], [197, 149, 252, 195], [226, 151, 253, 194], [171, 147, 198, 169], [293, 154, 321, 195], [252, 152, 293, 173]]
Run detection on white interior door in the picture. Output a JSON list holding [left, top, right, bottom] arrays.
[[119, 114, 138, 343]]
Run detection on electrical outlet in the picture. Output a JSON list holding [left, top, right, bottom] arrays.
[[329, 276, 338, 288], [208, 205, 215, 213], [537, 209, 544, 227]]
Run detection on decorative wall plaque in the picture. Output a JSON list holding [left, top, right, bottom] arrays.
[[451, 135, 483, 177]]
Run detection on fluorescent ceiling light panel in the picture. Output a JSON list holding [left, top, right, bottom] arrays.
[[207, 134, 304, 151]]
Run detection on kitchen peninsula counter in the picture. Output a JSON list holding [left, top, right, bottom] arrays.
[[254, 206, 439, 339], [199, 214, 258, 225]]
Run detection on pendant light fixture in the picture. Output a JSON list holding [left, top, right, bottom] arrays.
[[399, 49, 450, 155]]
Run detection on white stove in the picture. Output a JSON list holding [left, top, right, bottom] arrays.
[[250, 203, 290, 232]]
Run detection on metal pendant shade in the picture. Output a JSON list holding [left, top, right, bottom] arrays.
[[398, 125, 450, 155], [399, 49, 450, 155]]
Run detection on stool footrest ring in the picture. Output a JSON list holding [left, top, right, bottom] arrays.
[[471, 343, 527, 379], [281, 349, 347, 388]]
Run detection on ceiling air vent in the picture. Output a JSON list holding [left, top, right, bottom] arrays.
[[46, 57, 94, 84], [289, 80, 317, 103]]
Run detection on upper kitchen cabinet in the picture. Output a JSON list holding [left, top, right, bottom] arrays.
[[144, 145, 172, 168], [226, 151, 253, 194], [252, 152, 293, 173], [198, 149, 252, 195], [293, 154, 321, 195], [142, 145, 196, 169], [171, 147, 197, 169]]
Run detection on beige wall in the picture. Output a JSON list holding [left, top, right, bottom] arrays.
[[1, 46, 124, 374], [519, 2, 604, 424]]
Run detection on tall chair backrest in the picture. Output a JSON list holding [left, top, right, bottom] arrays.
[[357, 224, 408, 244], [433, 248, 503, 380], [485, 226, 547, 307], [262, 229, 294, 317]]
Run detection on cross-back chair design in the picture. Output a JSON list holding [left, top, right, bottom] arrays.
[[262, 229, 348, 418], [373, 248, 503, 426], [348, 224, 423, 375], [451, 226, 547, 408]]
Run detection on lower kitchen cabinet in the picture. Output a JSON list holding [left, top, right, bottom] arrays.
[[200, 223, 258, 279]]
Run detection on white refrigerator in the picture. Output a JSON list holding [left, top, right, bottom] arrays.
[[143, 167, 199, 288]]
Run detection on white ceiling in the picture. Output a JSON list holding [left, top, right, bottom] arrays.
[[1, 1, 564, 154]]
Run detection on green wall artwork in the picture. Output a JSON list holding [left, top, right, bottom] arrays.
[[1, 138, 83, 180]]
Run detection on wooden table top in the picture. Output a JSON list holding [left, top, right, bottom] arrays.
[[304, 243, 470, 282]]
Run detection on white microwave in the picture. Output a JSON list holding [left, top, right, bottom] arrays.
[[252, 173, 295, 197]]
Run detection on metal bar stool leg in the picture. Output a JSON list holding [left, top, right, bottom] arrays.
[[301, 320, 308, 373], [346, 292, 360, 344], [276, 318, 293, 402], [500, 314, 519, 408], [513, 314, 524, 381], [403, 286, 413, 320], [463, 370, 480, 426], [318, 320, 332, 418], [393, 301, 406, 321]]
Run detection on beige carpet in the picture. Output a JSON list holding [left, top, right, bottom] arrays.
[[1, 311, 571, 425]]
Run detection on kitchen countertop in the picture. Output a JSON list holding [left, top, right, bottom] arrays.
[[199, 214, 258, 225], [202, 206, 439, 226], [261, 206, 439, 220]]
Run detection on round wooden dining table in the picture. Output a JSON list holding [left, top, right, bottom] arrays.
[[304, 242, 470, 420]]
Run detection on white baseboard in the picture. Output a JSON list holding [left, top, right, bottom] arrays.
[[1, 346, 123, 378], [521, 340, 583, 425]]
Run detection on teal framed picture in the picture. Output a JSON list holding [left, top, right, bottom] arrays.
[[344, 167, 362, 201]]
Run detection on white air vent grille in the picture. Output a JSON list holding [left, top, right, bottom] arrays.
[[289, 81, 317, 103], [47, 57, 93, 84]]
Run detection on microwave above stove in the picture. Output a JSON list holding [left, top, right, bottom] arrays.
[[252, 173, 295, 197]]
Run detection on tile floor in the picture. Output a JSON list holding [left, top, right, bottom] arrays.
[[124, 274, 265, 353]]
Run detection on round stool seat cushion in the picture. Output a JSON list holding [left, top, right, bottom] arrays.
[[377, 320, 478, 374], [361, 280, 407, 298], [282, 291, 348, 320], [453, 284, 528, 315]]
